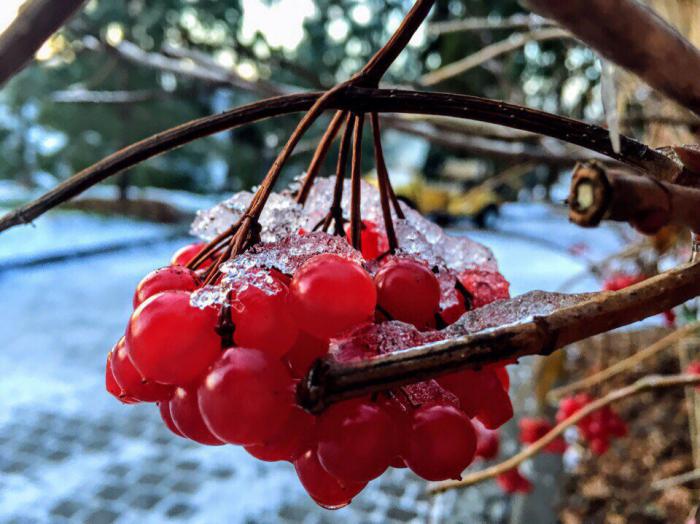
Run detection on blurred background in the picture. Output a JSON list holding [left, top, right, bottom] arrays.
[[0, 0, 699, 523]]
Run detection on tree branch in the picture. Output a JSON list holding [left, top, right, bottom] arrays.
[[568, 161, 700, 234], [548, 321, 700, 401], [0, 0, 87, 87], [427, 13, 555, 35], [525, 0, 700, 116], [0, 87, 687, 234], [430, 373, 700, 493], [420, 27, 571, 86], [297, 261, 700, 413]]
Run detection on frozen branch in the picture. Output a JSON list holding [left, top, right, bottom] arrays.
[[525, 0, 700, 116], [430, 373, 700, 493], [568, 161, 700, 234], [297, 261, 700, 413]]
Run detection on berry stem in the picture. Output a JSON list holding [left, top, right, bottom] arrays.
[[297, 261, 700, 413], [370, 112, 401, 251], [429, 373, 700, 494], [349, 113, 365, 250], [323, 113, 355, 235]]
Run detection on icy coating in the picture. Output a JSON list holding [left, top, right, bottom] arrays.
[[190, 177, 497, 308]]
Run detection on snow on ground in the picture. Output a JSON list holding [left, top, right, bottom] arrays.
[[0, 202, 634, 523]]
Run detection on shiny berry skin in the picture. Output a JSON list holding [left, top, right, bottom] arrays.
[[294, 448, 366, 509], [245, 406, 315, 462], [317, 400, 396, 482], [110, 337, 173, 402], [133, 267, 200, 309], [374, 259, 440, 330], [126, 290, 221, 386], [158, 400, 184, 438], [473, 420, 499, 460], [106, 353, 138, 404], [170, 387, 224, 445], [438, 369, 513, 429], [198, 347, 295, 445], [440, 292, 467, 326], [171, 242, 212, 268], [231, 284, 299, 358], [402, 403, 477, 481], [290, 254, 376, 339], [285, 332, 329, 378], [344, 220, 387, 260], [458, 269, 510, 308]]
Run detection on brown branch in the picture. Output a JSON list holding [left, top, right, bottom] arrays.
[[324, 113, 355, 235], [427, 13, 555, 35], [430, 373, 700, 493], [0, 87, 686, 234], [568, 161, 700, 234], [296, 110, 346, 205], [50, 89, 166, 104], [526, 0, 700, 116], [297, 261, 700, 413], [0, 0, 87, 87], [349, 113, 365, 250], [548, 321, 700, 401], [370, 113, 400, 250], [420, 27, 571, 86]]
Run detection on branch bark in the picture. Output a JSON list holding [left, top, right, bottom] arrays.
[[568, 161, 700, 234], [297, 261, 700, 413], [427, 13, 555, 35], [430, 373, 700, 493], [525, 0, 700, 116], [0, 0, 87, 87], [0, 87, 686, 233]]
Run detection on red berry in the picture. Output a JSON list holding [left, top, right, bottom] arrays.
[[106, 353, 138, 404], [589, 437, 610, 455], [158, 400, 184, 437], [170, 387, 224, 445], [171, 242, 213, 268], [317, 400, 396, 482], [198, 347, 295, 445], [344, 220, 387, 260], [438, 369, 513, 429], [687, 360, 700, 381], [440, 291, 467, 326], [493, 365, 510, 391], [496, 468, 532, 493], [245, 406, 315, 462], [110, 338, 173, 402], [402, 403, 476, 481], [290, 254, 376, 339], [285, 332, 329, 378], [473, 420, 500, 460], [133, 266, 200, 309], [231, 284, 299, 358], [294, 448, 366, 509], [374, 259, 440, 330], [127, 291, 221, 386], [519, 417, 566, 453], [602, 273, 645, 291], [458, 269, 510, 308]]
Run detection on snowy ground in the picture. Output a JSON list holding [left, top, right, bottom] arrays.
[[0, 202, 633, 523]]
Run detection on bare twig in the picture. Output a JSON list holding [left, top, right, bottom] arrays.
[[0, 87, 686, 234], [297, 261, 700, 413], [0, 0, 87, 87], [526, 0, 700, 116], [651, 468, 700, 491], [428, 13, 555, 35], [51, 89, 165, 104], [420, 27, 571, 86], [568, 161, 700, 233], [430, 373, 700, 493], [548, 322, 700, 401]]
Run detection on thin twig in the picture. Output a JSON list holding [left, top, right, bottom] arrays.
[[548, 321, 700, 401], [370, 113, 400, 250], [430, 373, 700, 493], [296, 110, 347, 205], [0, 87, 687, 234], [420, 27, 571, 86], [349, 113, 365, 250], [325, 113, 355, 235], [427, 14, 555, 35], [651, 468, 700, 491]]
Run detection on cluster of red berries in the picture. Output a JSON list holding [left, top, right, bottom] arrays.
[[105, 220, 513, 508], [556, 394, 627, 455], [518, 417, 566, 454]]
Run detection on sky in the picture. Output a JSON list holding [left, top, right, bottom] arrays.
[[0, 0, 23, 35]]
